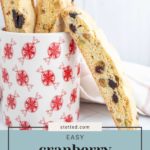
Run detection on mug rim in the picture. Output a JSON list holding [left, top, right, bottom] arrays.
[[0, 28, 70, 36]]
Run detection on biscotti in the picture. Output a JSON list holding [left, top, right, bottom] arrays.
[[61, 7, 139, 128], [35, 0, 74, 33], [1, 0, 35, 33]]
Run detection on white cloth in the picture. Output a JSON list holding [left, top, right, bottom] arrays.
[[80, 60, 150, 116]]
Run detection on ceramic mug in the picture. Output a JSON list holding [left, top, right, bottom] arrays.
[[0, 30, 80, 130]]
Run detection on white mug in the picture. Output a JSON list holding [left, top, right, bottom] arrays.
[[0, 30, 80, 130]]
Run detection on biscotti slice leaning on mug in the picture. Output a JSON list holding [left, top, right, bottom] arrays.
[[61, 7, 139, 128], [35, 0, 74, 33], [1, 0, 35, 32]]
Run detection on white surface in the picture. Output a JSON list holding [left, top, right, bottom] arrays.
[[0, 102, 150, 130]]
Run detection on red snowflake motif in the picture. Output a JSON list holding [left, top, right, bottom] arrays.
[[22, 43, 36, 59], [4, 44, 13, 59], [39, 118, 52, 131], [19, 37, 39, 64], [41, 70, 55, 86], [7, 94, 16, 110], [70, 88, 78, 104], [66, 39, 77, 59], [13, 66, 33, 91], [25, 97, 38, 112], [6, 91, 19, 110], [63, 66, 73, 82], [44, 38, 64, 64], [22, 93, 42, 116], [16, 116, 31, 130], [2, 68, 9, 83], [16, 70, 29, 86], [2, 68, 12, 87], [48, 42, 61, 59], [37, 66, 58, 88], [64, 114, 73, 122], [5, 115, 12, 127], [20, 121, 31, 130], [3, 39, 16, 60], [67, 88, 78, 109], [69, 39, 76, 55], [60, 65, 73, 82], [46, 91, 66, 116], [51, 95, 63, 111]]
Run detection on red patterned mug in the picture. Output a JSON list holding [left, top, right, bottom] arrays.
[[0, 30, 80, 130]]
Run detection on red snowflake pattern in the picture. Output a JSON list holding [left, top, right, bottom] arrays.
[[44, 38, 64, 64], [59, 64, 73, 82], [25, 97, 38, 112], [2, 68, 12, 87], [4, 44, 13, 59], [70, 88, 78, 104], [62, 114, 73, 123], [13, 66, 33, 91], [69, 39, 76, 55], [63, 66, 73, 82], [67, 88, 78, 109], [51, 95, 63, 111], [16, 70, 29, 86], [48, 42, 61, 59], [2, 68, 9, 83], [37, 66, 58, 88], [16, 116, 31, 130], [20, 121, 31, 130], [66, 39, 77, 59], [46, 90, 66, 116], [41, 70, 55, 86], [7, 92, 19, 110], [22, 93, 42, 116], [3, 39, 16, 60], [19, 37, 39, 64], [5, 115, 12, 127]]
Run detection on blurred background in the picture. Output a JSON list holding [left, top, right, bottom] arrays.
[[0, 0, 150, 66]]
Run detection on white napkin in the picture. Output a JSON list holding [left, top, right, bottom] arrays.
[[80, 60, 150, 116]]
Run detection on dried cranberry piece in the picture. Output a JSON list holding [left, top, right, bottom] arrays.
[[69, 24, 77, 33], [95, 66, 104, 73], [95, 61, 105, 74], [112, 93, 118, 103], [69, 12, 78, 19], [12, 9, 25, 29], [108, 79, 118, 89]]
